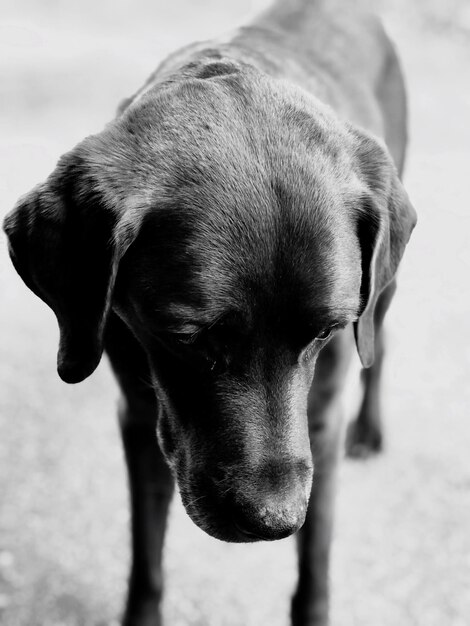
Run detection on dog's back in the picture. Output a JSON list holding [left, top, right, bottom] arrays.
[[250, 0, 394, 125], [126, 0, 406, 169], [253, 0, 408, 170]]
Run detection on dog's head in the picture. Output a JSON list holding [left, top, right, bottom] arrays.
[[3, 61, 416, 542]]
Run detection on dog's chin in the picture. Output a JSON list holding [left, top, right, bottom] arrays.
[[180, 488, 263, 543], [159, 448, 249, 542], [179, 481, 304, 543], [177, 475, 265, 543], [169, 448, 308, 543]]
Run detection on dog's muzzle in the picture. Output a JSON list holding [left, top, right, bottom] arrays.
[[186, 458, 313, 542], [231, 485, 309, 541], [231, 460, 312, 541]]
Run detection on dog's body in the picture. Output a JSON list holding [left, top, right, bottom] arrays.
[[3, 1, 416, 625]]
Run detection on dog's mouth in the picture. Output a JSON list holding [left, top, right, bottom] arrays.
[[177, 462, 312, 543], [154, 389, 313, 542]]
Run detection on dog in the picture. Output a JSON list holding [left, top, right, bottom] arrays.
[[3, 0, 416, 624]]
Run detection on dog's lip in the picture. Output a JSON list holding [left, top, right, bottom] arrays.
[[232, 520, 267, 542], [232, 518, 299, 542]]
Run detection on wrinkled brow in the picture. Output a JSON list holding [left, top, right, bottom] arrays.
[[157, 302, 245, 334]]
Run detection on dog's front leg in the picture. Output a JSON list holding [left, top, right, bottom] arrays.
[[119, 406, 174, 626], [346, 279, 397, 458], [106, 314, 174, 626], [291, 333, 352, 626]]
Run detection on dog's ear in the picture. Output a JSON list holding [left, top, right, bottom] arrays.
[[3, 152, 140, 384], [350, 129, 417, 368]]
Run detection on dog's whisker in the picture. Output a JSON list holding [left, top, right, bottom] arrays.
[[185, 494, 208, 509]]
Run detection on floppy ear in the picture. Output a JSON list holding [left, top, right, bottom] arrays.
[[351, 129, 417, 368], [3, 153, 139, 383]]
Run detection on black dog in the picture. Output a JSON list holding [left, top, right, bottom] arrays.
[[3, 1, 416, 624]]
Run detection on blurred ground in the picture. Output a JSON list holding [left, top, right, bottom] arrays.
[[1, 1, 470, 625]]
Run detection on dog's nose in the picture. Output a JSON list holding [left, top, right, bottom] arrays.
[[233, 496, 308, 541], [230, 463, 311, 541]]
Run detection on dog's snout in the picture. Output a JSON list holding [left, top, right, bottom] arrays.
[[228, 460, 312, 541], [233, 494, 308, 541]]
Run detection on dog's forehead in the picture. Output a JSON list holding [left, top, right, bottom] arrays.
[[191, 182, 361, 317], [128, 169, 362, 330], [86, 69, 362, 324], [82, 62, 354, 203]]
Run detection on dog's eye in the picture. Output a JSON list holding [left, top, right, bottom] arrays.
[[316, 325, 337, 342], [173, 333, 197, 346], [162, 330, 226, 373], [158, 330, 200, 354]]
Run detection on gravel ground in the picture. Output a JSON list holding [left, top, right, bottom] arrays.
[[1, 2, 470, 625]]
